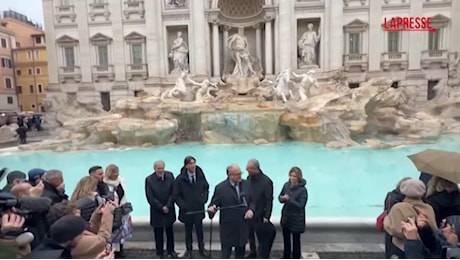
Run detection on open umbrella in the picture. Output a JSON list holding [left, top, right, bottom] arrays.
[[408, 149, 460, 183]]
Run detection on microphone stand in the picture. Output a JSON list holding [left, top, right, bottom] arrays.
[[184, 204, 246, 216]]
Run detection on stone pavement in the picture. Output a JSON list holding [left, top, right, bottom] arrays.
[[122, 242, 385, 259]]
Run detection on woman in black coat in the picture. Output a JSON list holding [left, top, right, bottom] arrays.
[[145, 161, 177, 258], [279, 167, 308, 259]]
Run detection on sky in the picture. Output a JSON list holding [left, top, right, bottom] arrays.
[[0, 0, 44, 26]]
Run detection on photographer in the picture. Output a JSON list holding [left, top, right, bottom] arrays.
[[0, 212, 31, 258]]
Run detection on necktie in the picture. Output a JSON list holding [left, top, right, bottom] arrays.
[[191, 176, 195, 184], [234, 183, 240, 198]]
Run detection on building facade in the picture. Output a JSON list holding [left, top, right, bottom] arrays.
[[0, 26, 17, 112], [12, 34, 48, 112], [1, 12, 48, 112], [42, 0, 460, 109]]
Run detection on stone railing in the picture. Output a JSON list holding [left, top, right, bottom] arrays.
[[55, 5, 75, 14], [58, 66, 81, 83], [421, 49, 448, 69], [126, 63, 148, 80], [92, 65, 115, 82], [381, 52, 408, 71], [343, 54, 368, 72]]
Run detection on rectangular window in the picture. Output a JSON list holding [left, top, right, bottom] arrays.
[[428, 30, 441, 51], [61, 0, 71, 6], [5, 78, 12, 89], [1, 38, 7, 48], [27, 51, 32, 60], [29, 85, 34, 93], [349, 33, 361, 54], [13, 52, 18, 60], [17, 86, 22, 94], [97, 45, 109, 65], [64, 47, 75, 67], [28, 68, 33, 75], [36, 68, 41, 75], [38, 84, 43, 93], [35, 37, 42, 44], [35, 50, 40, 59], [16, 69, 21, 76], [15, 42, 20, 48], [388, 32, 400, 53], [1, 58, 12, 68], [131, 44, 143, 64], [7, 96, 13, 104]]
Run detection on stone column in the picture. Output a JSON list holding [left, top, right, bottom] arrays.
[[110, 0, 127, 81], [74, 0, 91, 82], [42, 0, 58, 85], [277, 1, 292, 71], [368, 0, 383, 71], [254, 23, 262, 62], [325, 0, 343, 71], [408, 0, 423, 70], [144, 0, 162, 78], [223, 26, 231, 59], [190, 0, 208, 74], [451, 0, 460, 53], [264, 20, 273, 74], [211, 22, 220, 77]]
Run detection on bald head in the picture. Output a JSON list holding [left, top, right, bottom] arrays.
[[11, 182, 32, 198], [227, 164, 242, 183]]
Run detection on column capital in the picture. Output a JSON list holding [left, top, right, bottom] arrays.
[[253, 23, 262, 29], [223, 25, 232, 31], [207, 10, 220, 25]]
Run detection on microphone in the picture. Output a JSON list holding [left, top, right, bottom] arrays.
[[240, 192, 247, 207]]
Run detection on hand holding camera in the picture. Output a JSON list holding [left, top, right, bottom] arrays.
[[1, 213, 25, 234]]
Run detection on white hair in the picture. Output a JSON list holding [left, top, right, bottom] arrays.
[[44, 169, 62, 182]]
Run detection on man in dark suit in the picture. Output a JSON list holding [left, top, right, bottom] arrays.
[[208, 164, 254, 259], [173, 156, 210, 258], [145, 160, 178, 259], [245, 159, 274, 259], [88, 166, 109, 197]]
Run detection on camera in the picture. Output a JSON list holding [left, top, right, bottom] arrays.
[[0, 192, 32, 220]]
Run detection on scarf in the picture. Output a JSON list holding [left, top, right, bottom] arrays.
[[104, 177, 120, 187]]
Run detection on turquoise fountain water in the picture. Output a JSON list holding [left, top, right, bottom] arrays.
[[1, 136, 460, 218]]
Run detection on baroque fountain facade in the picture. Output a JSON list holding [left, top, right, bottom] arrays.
[[2, 0, 460, 151]]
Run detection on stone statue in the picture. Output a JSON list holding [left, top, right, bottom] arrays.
[[223, 33, 263, 81], [187, 76, 219, 101], [291, 70, 318, 98], [273, 69, 295, 103], [166, 0, 186, 8], [298, 23, 321, 68], [169, 31, 189, 73], [161, 72, 194, 101], [448, 53, 460, 88]]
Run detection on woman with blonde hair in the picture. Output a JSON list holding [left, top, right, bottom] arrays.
[[104, 164, 132, 258], [70, 176, 102, 221], [279, 166, 308, 259], [425, 176, 460, 226]]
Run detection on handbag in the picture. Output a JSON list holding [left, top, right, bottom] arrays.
[[376, 211, 386, 232]]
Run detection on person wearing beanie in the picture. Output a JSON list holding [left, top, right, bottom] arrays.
[[28, 168, 46, 186], [27, 215, 86, 259], [1, 171, 26, 192], [383, 178, 438, 258]]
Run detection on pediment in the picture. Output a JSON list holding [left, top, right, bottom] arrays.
[[56, 35, 78, 44], [124, 31, 145, 41], [431, 14, 450, 25], [90, 33, 112, 43], [343, 19, 368, 32]]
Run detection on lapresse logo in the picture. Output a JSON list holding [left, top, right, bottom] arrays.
[[383, 17, 436, 32]]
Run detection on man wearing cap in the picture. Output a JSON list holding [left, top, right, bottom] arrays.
[[1, 171, 26, 192], [28, 168, 46, 186], [27, 215, 86, 259]]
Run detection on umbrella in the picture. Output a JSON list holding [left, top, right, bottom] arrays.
[[408, 149, 460, 183]]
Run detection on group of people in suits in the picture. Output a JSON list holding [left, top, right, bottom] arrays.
[[145, 156, 308, 259]]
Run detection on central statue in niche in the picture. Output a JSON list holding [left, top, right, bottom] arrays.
[[222, 33, 263, 95]]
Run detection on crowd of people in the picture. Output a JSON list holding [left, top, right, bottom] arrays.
[[0, 156, 309, 259], [380, 173, 460, 259]]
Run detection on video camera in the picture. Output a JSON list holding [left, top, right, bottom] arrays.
[[442, 246, 460, 259]]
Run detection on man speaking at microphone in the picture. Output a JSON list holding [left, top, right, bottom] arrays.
[[208, 164, 254, 259]]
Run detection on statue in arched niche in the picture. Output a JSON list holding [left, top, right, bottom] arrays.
[[222, 33, 263, 81]]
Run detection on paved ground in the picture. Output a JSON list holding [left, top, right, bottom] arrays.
[[0, 129, 50, 148]]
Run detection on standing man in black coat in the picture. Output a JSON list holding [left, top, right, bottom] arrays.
[[145, 160, 178, 259], [173, 156, 210, 259], [208, 164, 254, 259], [245, 159, 274, 259]]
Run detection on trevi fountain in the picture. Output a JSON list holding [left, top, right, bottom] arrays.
[[1, 32, 460, 152]]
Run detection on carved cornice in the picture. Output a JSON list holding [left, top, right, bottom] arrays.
[[205, 4, 277, 27]]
